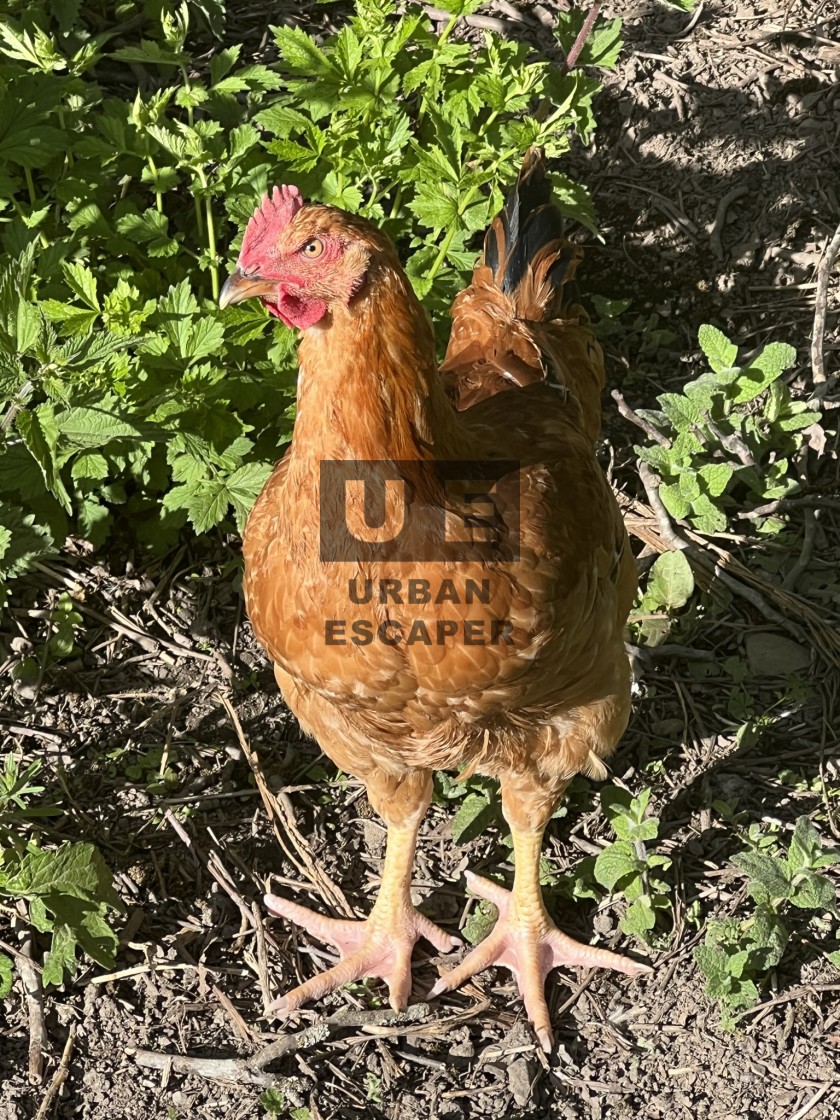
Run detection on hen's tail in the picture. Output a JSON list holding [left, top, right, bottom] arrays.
[[440, 149, 605, 440]]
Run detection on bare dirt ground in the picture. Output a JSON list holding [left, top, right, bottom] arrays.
[[2, 1, 840, 1118]]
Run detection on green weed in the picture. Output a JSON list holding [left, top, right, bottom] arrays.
[[695, 816, 840, 1025], [0, 0, 621, 602], [0, 754, 122, 995], [572, 786, 673, 945], [635, 326, 820, 536]]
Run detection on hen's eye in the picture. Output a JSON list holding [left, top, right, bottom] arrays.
[[301, 238, 324, 258]]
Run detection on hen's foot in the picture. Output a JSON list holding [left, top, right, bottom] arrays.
[[265, 892, 460, 1013], [429, 872, 651, 1052]]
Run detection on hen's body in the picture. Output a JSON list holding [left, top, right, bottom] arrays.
[[228, 152, 647, 1049]]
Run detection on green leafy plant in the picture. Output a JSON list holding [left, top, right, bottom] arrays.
[[633, 549, 695, 646], [0, 754, 122, 993], [572, 787, 672, 944], [436, 772, 503, 843], [0, 0, 622, 604], [695, 816, 840, 1024], [635, 326, 820, 535]]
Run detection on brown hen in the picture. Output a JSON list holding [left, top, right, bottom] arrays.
[[219, 150, 649, 1050]]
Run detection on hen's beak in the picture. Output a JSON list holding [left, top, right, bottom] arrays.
[[218, 268, 277, 309]]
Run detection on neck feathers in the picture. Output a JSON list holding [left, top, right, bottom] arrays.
[[292, 256, 458, 463]]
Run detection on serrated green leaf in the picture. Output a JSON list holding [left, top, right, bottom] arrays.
[[17, 408, 71, 512], [408, 183, 460, 230], [4, 842, 119, 907], [225, 461, 272, 529], [787, 816, 822, 873], [111, 41, 184, 65], [698, 463, 733, 497], [620, 894, 656, 938], [694, 943, 728, 987], [55, 404, 146, 449], [272, 25, 336, 79], [62, 261, 99, 311], [0, 501, 53, 578], [658, 481, 690, 521], [688, 492, 728, 535], [789, 871, 836, 912], [116, 210, 178, 257], [41, 922, 78, 987], [185, 480, 230, 533]]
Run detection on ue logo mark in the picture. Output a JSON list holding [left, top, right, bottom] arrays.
[[319, 459, 521, 563]]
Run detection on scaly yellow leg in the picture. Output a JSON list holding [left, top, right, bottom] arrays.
[[266, 817, 459, 1013], [431, 824, 651, 1051]]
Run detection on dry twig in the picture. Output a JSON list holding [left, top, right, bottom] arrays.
[[217, 692, 354, 918], [708, 184, 750, 260], [132, 1004, 431, 1088], [34, 1028, 75, 1120], [15, 909, 47, 1083], [810, 220, 840, 395], [611, 389, 670, 446], [637, 463, 688, 552]]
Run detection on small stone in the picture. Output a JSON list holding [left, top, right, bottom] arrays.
[[507, 1057, 535, 1108], [449, 1038, 475, 1058], [745, 632, 811, 677]]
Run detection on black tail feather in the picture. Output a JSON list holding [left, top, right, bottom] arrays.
[[483, 149, 567, 297]]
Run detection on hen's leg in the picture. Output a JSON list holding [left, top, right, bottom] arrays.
[[266, 769, 458, 1013], [430, 780, 651, 1050]]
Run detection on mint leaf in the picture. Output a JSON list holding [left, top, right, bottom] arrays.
[[0, 953, 12, 998], [594, 841, 638, 891], [698, 324, 737, 373], [451, 792, 496, 844], [646, 550, 694, 611]]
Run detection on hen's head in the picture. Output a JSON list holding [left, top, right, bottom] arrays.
[[218, 185, 374, 329]]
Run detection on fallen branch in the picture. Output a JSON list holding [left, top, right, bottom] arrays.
[[637, 462, 688, 552], [420, 4, 524, 34], [810, 219, 840, 396], [133, 1047, 283, 1089], [131, 1004, 431, 1088], [15, 908, 47, 1084], [737, 494, 840, 519], [781, 507, 817, 592], [34, 1028, 75, 1120], [611, 389, 670, 447]]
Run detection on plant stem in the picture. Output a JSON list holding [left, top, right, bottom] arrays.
[[23, 167, 37, 208], [179, 63, 206, 242], [23, 168, 50, 248], [204, 193, 219, 302], [562, 0, 602, 73], [147, 157, 163, 213], [426, 222, 459, 285], [437, 14, 458, 48], [425, 175, 486, 285]]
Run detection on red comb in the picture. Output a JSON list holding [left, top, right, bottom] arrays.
[[238, 185, 303, 266]]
